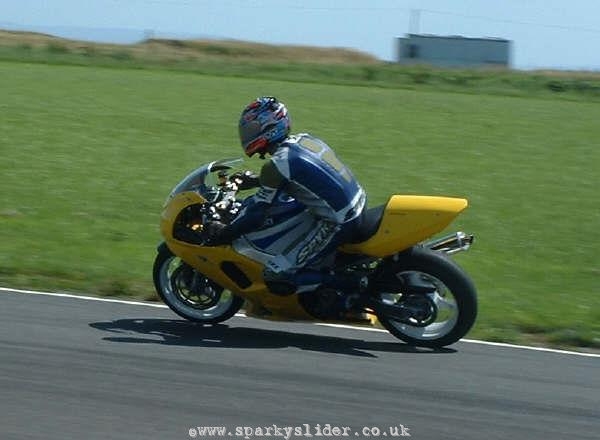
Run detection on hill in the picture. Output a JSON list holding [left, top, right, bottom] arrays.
[[0, 29, 379, 64], [3, 28, 600, 101]]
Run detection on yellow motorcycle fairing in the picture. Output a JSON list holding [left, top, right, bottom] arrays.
[[340, 195, 468, 257], [160, 191, 313, 319]]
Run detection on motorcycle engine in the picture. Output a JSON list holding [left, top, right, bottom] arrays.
[[299, 288, 346, 320]]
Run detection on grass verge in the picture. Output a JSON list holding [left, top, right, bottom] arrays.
[[2, 29, 600, 101]]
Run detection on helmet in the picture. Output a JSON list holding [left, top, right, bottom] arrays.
[[238, 96, 290, 157]]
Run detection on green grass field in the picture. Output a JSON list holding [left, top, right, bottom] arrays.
[[1, 60, 598, 350], [3, 31, 600, 100]]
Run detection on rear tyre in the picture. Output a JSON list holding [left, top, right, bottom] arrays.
[[375, 247, 477, 348], [152, 244, 244, 324]]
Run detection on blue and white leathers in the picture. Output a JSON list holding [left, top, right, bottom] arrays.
[[232, 134, 366, 289], [266, 134, 365, 224]]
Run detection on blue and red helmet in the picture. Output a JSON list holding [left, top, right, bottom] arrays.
[[238, 96, 291, 157]]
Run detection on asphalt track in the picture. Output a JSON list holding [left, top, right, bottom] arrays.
[[1, 288, 599, 440]]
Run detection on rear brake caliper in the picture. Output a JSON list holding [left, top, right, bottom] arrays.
[[369, 272, 438, 327], [396, 294, 437, 327]]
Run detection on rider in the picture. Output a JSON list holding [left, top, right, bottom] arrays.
[[208, 96, 367, 296]]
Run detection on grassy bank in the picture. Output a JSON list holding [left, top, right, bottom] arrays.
[[2, 30, 600, 101], [1, 41, 599, 350]]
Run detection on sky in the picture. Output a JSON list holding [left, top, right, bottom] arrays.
[[2, 0, 600, 70]]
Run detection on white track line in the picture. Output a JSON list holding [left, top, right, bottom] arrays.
[[0, 287, 169, 308], [458, 338, 600, 357], [2, 286, 599, 358]]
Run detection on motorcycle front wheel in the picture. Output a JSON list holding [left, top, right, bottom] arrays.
[[152, 244, 244, 324], [375, 247, 477, 348]]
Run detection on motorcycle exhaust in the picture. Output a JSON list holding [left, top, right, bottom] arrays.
[[425, 231, 474, 255]]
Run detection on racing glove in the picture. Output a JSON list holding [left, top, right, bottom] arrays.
[[203, 221, 233, 246], [230, 170, 260, 190]]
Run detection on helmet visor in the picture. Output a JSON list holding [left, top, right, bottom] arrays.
[[239, 120, 262, 149]]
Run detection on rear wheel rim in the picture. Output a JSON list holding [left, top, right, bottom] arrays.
[[380, 271, 459, 341]]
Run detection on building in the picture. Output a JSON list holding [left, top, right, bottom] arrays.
[[397, 34, 511, 67]]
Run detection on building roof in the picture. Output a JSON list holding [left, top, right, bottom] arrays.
[[403, 33, 510, 43]]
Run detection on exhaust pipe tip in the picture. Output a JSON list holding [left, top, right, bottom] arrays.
[[426, 231, 474, 255]]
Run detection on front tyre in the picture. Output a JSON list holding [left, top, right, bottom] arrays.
[[376, 247, 477, 348], [152, 244, 244, 324]]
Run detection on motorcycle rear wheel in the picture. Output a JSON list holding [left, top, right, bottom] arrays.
[[153, 244, 244, 324], [376, 247, 477, 348]]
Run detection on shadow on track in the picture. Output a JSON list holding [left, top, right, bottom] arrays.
[[89, 318, 456, 357]]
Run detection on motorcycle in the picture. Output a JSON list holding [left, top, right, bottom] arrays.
[[153, 158, 477, 348]]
